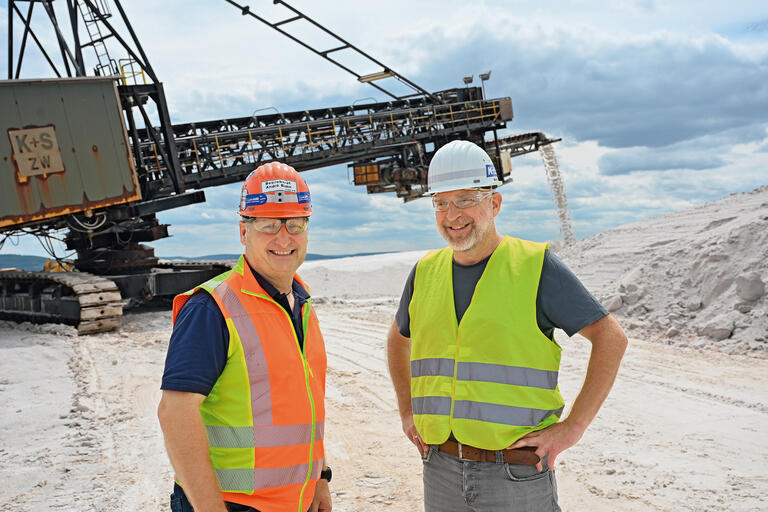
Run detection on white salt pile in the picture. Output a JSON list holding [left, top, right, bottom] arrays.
[[559, 185, 768, 354]]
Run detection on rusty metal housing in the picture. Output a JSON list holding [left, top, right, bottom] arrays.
[[0, 77, 141, 230]]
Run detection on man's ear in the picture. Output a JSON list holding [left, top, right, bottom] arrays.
[[491, 192, 502, 217], [239, 221, 248, 246]]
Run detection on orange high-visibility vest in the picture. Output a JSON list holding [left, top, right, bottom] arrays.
[[172, 255, 326, 512]]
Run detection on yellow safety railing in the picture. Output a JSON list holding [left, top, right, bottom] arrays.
[[119, 58, 147, 86]]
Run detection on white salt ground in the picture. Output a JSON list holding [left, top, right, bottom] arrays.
[[0, 186, 766, 511]]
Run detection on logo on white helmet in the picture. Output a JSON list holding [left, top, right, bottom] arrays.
[[485, 164, 497, 178]]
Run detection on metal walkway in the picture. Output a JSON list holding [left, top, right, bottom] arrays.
[[130, 91, 519, 200]]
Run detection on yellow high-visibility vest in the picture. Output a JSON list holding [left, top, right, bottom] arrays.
[[409, 237, 564, 450]]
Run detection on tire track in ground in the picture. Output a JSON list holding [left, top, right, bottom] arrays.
[[92, 312, 173, 511], [318, 307, 390, 376], [55, 333, 121, 510], [555, 333, 768, 512], [321, 333, 386, 374], [319, 307, 394, 411]]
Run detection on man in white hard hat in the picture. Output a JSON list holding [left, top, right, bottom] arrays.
[[386, 140, 628, 511]]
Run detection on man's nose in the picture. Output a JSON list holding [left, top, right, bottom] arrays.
[[273, 225, 293, 245], [444, 201, 463, 219]]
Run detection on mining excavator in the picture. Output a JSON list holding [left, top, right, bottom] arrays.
[[1, 0, 559, 333]]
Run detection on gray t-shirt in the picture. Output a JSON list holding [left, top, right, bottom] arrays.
[[396, 249, 607, 339]]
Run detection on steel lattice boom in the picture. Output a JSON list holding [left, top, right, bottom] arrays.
[[129, 91, 514, 200]]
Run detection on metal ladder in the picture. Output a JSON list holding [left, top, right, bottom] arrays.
[[76, 0, 117, 76], [224, 0, 438, 102]]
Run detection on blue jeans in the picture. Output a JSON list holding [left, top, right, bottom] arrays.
[[169, 483, 260, 512], [422, 446, 561, 512], [169, 483, 312, 512]]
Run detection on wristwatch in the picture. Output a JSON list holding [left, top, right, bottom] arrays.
[[320, 466, 332, 483]]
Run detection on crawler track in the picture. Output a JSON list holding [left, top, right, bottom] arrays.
[[0, 270, 123, 334]]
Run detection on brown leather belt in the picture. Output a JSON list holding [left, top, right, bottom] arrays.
[[438, 440, 540, 466]]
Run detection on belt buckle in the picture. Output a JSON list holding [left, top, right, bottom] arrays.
[[457, 442, 468, 462]]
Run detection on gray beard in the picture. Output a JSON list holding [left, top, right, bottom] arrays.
[[440, 221, 491, 253]]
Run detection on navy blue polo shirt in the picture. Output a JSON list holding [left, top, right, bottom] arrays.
[[161, 263, 310, 396]]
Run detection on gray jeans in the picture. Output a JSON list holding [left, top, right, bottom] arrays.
[[422, 445, 561, 512]]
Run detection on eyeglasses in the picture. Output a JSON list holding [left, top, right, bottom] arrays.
[[431, 191, 492, 212], [242, 217, 309, 234]]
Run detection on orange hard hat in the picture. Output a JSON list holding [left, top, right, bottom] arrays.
[[238, 162, 313, 218]]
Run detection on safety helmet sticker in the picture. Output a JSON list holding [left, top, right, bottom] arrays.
[[297, 191, 311, 204], [485, 164, 497, 178], [244, 193, 268, 206], [239, 187, 248, 211], [262, 179, 298, 193]]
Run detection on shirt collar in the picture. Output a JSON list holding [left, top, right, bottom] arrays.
[[239, 255, 310, 302]]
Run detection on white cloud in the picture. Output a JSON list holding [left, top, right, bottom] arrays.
[[3, 0, 767, 258]]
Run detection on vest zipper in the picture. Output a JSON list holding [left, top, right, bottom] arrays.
[[449, 259, 462, 439], [245, 291, 316, 512], [449, 332, 460, 435], [296, 300, 316, 512]]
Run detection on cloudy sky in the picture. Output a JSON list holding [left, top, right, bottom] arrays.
[[2, 0, 767, 258]]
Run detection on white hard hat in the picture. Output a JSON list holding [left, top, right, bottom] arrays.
[[427, 140, 502, 194]]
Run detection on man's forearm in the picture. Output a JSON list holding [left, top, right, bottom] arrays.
[[311, 454, 332, 512], [508, 314, 627, 468], [158, 390, 228, 512], [566, 314, 628, 432], [386, 320, 413, 418]]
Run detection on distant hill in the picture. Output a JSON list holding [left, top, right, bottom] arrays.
[[161, 252, 386, 261], [0, 252, 387, 271], [0, 254, 49, 271]]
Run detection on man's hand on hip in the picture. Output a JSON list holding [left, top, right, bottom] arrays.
[[506, 420, 585, 472], [510, 315, 628, 472]]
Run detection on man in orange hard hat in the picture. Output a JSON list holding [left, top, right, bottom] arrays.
[[159, 162, 332, 512]]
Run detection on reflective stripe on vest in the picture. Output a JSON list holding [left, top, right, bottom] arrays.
[[206, 421, 325, 448], [172, 254, 326, 512], [409, 237, 565, 450], [411, 359, 559, 390], [216, 459, 323, 490], [412, 396, 564, 427], [214, 281, 273, 425]]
